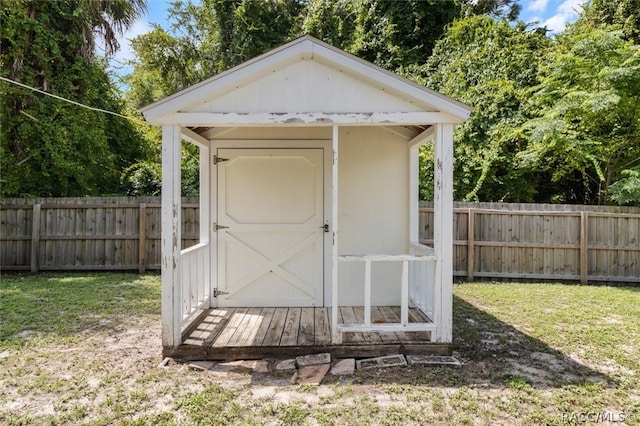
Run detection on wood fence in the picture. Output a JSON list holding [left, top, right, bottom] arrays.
[[420, 202, 640, 284], [0, 197, 199, 272], [1, 198, 638, 284]]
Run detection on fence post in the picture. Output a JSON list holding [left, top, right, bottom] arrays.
[[580, 211, 588, 284], [467, 208, 475, 280], [138, 203, 147, 273], [30, 203, 41, 273]]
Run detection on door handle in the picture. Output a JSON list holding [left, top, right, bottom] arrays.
[[320, 224, 329, 232]]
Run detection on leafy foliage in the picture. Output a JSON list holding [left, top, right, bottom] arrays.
[[301, 0, 461, 70], [416, 16, 549, 201], [582, 0, 640, 43], [126, 0, 303, 109], [519, 22, 640, 204], [0, 0, 149, 198]]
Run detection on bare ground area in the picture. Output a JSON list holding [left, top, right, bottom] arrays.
[[1, 276, 639, 425]]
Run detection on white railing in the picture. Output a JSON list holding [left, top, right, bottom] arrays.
[[336, 252, 437, 337], [409, 243, 436, 320], [180, 242, 210, 321]]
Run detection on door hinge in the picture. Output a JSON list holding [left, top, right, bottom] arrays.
[[213, 154, 229, 165], [212, 222, 229, 231], [213, 288, 229, 298]]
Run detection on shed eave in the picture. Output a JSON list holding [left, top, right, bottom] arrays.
[[159, 111, 465, 127]]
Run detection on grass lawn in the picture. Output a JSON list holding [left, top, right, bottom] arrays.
[[1, 273, 639, 425]]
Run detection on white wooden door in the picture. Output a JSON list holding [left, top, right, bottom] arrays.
[[216, 148, 324, 307]]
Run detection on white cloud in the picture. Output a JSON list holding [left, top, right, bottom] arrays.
[[542, 0, 585, 33], [526, 0, 549, 13]]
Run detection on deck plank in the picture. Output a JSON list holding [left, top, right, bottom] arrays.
[[280, 307, 302, 346], [298, 307, 315, 346], [193, 306, 432, 349], [314, 307, 331, 345], [227, 307, 264, 347], [352, 306, 383, 343], [189, 311, 220, 342], [403, 307, 432, 341], [408, 307, 430, 323], [202, 308, 236, 346], [248, 307, 275, 346], [212, 307, 249, 347], [372, 306, 402, 343], [182, 309, 213, 343], [378, 306, 410, 343], [339, 307, 365, 344], [262, 308, 288, 346]]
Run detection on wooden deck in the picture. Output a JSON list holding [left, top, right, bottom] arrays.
[[164, 306, 452, 360]]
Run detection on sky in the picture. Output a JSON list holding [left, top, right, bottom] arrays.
[[109, 0, 587, 77]]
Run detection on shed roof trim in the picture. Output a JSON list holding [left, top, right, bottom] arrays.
[[141, 35, 472, 124]]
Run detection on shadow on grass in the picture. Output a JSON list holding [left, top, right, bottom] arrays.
[[348, 295, 615, 390]]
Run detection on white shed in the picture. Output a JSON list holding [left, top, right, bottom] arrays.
[[141, 36, 471, 360]]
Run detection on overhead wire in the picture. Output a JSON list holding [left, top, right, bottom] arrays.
[[0, 76, 154, 127]]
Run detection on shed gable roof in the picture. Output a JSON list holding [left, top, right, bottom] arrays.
[[141, 35, 472, 125]]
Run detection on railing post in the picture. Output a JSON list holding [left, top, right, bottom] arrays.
[[138, 203, 147, 273], [30, 203, 41, 273], [580, 211, 589, 284]]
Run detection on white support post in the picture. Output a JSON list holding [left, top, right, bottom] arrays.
[[331, 125, 341, 344], [196, 134, 211, 307], [400, 260, 409, 325], [409, 144, 420, 247], [432, 123, 454, 343], [363, 260, 371, 326], [210, 141, 219, 308], [408, 126, 433, 247], [198, 143, 210, 246], [161, 125, 183, 348]]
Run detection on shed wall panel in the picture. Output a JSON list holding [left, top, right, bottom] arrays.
[[337, 127, 410, 305], [190, 60, 425, 114]]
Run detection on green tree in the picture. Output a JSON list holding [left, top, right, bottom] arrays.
[[127, 0, 303, 109], [301, 0, 520, 72], [519, 22, 640, 204], [301, 0, 461, 70], [416, 16, 549, 202], [582, 0, 640, 43], [0, 0, 149, 197]]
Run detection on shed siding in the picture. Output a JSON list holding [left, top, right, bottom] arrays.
[[338, 127, 409, 305], [190, 60, 426, 114]]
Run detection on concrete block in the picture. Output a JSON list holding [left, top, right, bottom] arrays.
[[254, 360, 270, 374], [296, 353, 331, 367], [275, 359, 297, 371], [188, 361, 215, 371], [356, 354, 407, 370], [405, 355, 462, 367], [330, 358, 355, 376]]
